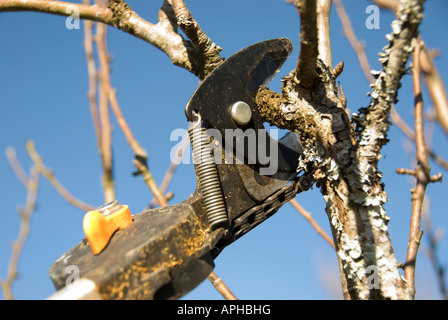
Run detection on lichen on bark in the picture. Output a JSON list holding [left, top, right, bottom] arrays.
[[255, 0, 426, 299]]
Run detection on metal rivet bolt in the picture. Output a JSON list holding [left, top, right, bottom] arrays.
[[231, 101, 252, 126]]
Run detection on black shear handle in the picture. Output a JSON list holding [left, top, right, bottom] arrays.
[[49, 194, 223, 300]]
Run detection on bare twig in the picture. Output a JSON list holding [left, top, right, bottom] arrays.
[[207, 271, 238, 300], [132, 159, 166, 207], [371, 0, 448, 147], [334, 0, 448, 169], [334, 0, 374, 84], [0, 0, 215, 77], [1, 162, 39, 300], [289, 199, 334, 248], [25, 140, 95, 212], [372, 0, 400, 11], [403, 40, 442, 298], [419, 45, 448, 137], [90, 4, 166, 206], [83, 18, 102, 158], [95, 19, 115, 203], [5, 147, 29, 187]]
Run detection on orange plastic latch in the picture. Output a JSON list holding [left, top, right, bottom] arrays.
[[83, 201, 133, 255]]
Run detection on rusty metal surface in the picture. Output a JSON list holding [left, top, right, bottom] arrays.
[[49, 193, 222, 300]]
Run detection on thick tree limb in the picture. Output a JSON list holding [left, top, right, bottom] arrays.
[[257, 0, 426, 300], [0, 0, 217, 78], [330, 0, 425, 300]]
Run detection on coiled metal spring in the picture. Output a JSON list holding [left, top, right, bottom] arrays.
[[189, 113, 228, 230]]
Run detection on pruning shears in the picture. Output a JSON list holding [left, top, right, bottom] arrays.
[[48, 38, 314, 300]]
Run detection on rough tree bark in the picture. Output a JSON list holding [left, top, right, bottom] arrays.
[[257, 0, 425, 299], [0, 0, 432, 300]]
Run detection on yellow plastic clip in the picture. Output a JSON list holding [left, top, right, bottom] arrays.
[[83, 200, 133, 255]]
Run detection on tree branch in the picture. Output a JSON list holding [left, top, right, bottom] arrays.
[[354, 0, 425, 180], [0, 0, 215, 78], [293, 0, 318, 88], [1, 159, 39, 300], [5, 147, 29, 187], [316, 0, 333, 70], [402, 40, 442, 298], [289, 199, 334, 248], [207, 271, 238, 300], [171, 0, 224, 79], [26, 140, 95, 212], [419, 45, 448, 137], [335, 0, 448, 171]]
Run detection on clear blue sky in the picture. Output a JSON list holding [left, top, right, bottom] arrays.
[[1, 0, 447, 300]]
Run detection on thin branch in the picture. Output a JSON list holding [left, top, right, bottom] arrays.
[[0, 0, 112, 21], [293, 0, 318, 88], [371, 0, 448, 151], [170, 0, 223, 79], [316, 0, 333, 70], [144, 126, 235, 299], [419, 45, 448, 137], [207, 271, 238, 300], [107, 85, 167, 207], [0, 0, 211, 77], [149, 125, 191, 208], [88, 4, 166, 206], [132, 158, 167, 207], [354, 0, 425, 179], [403, 40, 442, 298], [289, 199, 334, 248], [5, 147, 29, 187], [25, 140, 95, 212], [371, 0, 400, 11], [335, 0, 448, 171], [83, 18, 102, 157], [0, 163, 39, 300], [95, 19, 115, 203], [334, 0, 374, 84]]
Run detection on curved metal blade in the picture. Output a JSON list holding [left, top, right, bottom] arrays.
[[185, 38, 293, 126], [185, 38, 300, 208]]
